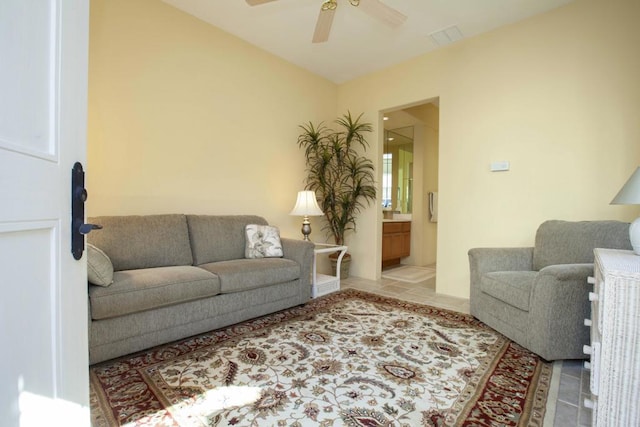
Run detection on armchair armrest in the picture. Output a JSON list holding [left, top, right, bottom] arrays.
[[281, 238, 315, 300], [537, 263, 594, 281], [468, 247, 534, 275], [531, 263, 594, 308], [468, 247, 534, 315], [528, 263, 594, 360]]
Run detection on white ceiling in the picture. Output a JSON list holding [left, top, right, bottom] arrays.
[[162, 0, 574, 84]]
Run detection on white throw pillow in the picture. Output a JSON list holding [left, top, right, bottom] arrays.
[[87, 243, 114, 286], [245, 224, 283, 259]]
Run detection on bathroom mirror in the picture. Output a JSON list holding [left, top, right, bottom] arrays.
[[383, 126, 413, 214]]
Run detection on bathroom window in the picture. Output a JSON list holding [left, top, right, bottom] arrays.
[[382, 153, 392, 208]]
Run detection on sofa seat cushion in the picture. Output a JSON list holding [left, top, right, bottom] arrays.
[[480, 271, 537, 312], [198, 258, 299, 294], [89, 266, 221, 320]]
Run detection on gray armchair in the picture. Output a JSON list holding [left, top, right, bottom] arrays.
[[469, 220, 631, 360]]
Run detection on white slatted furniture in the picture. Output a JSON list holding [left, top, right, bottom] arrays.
[[312, 243, 347, 298], [584, 248, 640, 427]]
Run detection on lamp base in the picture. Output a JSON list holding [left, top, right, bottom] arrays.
[[630, 217, 640, 255], [301, 216, 312, 241]]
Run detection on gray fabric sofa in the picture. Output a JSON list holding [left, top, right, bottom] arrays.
[[87, 214, 313, 364], [469, 220, 631, 361]]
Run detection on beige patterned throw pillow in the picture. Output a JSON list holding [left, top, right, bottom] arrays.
[[245, 224, 283, 258], [87, 243, 114, 286]]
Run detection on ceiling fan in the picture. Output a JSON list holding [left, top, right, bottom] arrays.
[[245, 0, 407, 43]]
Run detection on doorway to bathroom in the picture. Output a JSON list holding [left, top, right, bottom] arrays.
[[380, 99, 439, 282]]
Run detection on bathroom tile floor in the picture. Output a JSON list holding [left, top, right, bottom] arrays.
[[341, 269, 591, 427]]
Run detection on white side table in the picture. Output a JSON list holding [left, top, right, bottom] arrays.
[[312, 243, 348, 298]]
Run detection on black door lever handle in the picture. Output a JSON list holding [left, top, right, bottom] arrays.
[[79, 223, 102, 235]]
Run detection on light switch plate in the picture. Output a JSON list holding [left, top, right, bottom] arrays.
[[490, 161, 510, 172]]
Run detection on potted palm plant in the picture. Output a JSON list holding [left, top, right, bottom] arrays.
[[297, 112, 377, 278]]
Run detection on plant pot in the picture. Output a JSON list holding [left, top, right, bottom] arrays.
[[329, 252, 351, 279]]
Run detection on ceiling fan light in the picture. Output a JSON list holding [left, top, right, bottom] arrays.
[[349, 0, 360, 6], [321, 0, 337, 11]]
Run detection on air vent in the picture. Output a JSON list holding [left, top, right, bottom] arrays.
[[429, 25, 464, 46]]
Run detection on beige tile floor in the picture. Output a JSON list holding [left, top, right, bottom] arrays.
[[341, 271, 469, 313], [340, 267, 590, 427]]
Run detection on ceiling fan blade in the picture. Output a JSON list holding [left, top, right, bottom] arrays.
[[358, 0, 407, 28], [312, 7, 336, 43], [245, 0, 278, 6]]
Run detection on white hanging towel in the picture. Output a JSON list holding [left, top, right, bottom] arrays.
[[429, 192, 438, 223]]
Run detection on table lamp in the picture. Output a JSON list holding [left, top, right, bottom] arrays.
[[290, 190, 324, 241], [611, 166, 640, 255]]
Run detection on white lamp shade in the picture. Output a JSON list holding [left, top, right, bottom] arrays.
[[611, 167, 640, 204], [611, 167, 640, 255], [290, 191, 324, 216]]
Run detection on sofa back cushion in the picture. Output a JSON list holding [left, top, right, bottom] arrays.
[[533, 220, 631, 270], [87, 214, 193, 271], [187, 215, 269, 265]]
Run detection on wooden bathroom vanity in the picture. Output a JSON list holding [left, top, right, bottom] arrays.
[[382, 220, 411, 268]]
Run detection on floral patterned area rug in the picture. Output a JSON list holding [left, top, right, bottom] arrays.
[[90, 289, 551, 427]]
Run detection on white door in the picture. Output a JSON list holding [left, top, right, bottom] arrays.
[[0, 1, 89, 426]]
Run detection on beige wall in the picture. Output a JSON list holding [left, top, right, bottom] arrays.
[[338, 0, 640, 296], [87, 0, 337, 239], [89, 0, 640, 299]]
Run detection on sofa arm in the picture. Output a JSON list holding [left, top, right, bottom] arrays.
[[528, 263, 594, 359], [281, 238, 315, 298]]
